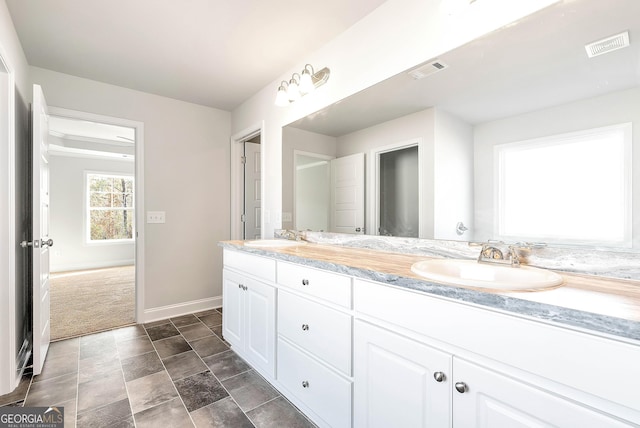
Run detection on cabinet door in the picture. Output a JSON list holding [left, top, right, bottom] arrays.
[[453, 358, 635, 428], [354, 320, 451, 428], [245, 276, 276, 377], [222, 269, 244, 349]]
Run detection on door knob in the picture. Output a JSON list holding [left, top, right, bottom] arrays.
[[41, 238, 54, 247], [433, 372, 446, 382], [455, 382, 467, 393]]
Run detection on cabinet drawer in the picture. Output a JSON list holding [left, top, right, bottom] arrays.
[[277, 261, 352, 308], [279, 290, 352, 375], [278, 338, 352, 428], [224, 249, 276, 282]]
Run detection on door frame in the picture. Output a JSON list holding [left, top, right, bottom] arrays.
[[48, 107, 146, 322], [369, 138, 423, 237], [230, 122, 263, 240], [293, 150, 334, 231], [0, 42, 18, 395]]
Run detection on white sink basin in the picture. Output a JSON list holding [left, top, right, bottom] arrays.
[[244, 239, 305, 248], [410, 259, 563, 291]]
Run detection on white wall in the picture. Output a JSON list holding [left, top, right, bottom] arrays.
[[30, 66, 231, 315], [433, 109, 474, 240], [49, 154, 135, 272], [231, 0, 559, 239], [473, 86, 640, 248]]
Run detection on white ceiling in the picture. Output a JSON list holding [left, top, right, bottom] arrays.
[[289, 0, 640, 136], [6, 0, 387, 110]]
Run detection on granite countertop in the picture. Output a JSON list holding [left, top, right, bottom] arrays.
[[220, 240, 640, 343]]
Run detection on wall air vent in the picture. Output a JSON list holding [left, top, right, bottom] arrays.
[[585, 31, 630, 58], [408, 60, 449, 80]]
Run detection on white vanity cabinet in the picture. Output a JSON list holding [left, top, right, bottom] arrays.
[[453, 358, 637, 428], [222, 250, 277, 379], [275, 261, 354, 428], [353, 278, 640, 427], [354, 319, 451, 427]]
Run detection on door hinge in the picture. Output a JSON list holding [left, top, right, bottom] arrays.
[[241, 156, 247, 165], [241, 214, 246, 222]]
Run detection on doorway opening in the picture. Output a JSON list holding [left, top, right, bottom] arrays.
[[47, 108, 144, 340], [231, 124, 263, 240], [372, 141, 420, 238], [294, 151, 333, 232]]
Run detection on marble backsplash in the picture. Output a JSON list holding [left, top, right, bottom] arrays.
[[299, 232, 640, 281]]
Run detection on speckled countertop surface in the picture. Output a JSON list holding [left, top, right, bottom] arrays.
[[220, 240, 640, 343]]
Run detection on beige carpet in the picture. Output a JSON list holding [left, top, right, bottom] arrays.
[[50, 265, 135, 340]]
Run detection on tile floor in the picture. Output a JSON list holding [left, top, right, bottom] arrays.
[[0, 308, 316, 428]]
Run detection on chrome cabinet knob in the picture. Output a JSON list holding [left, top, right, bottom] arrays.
[[455, 382, 467, 393], [301, 279, 309, 286], [302, 380, 309, 388], [433, 372, 446, 382], [301, 324, 309, 331]]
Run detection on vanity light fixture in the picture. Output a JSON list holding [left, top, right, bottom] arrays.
[[275, 64, 331, 106]]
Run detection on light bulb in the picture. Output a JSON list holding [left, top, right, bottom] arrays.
[[275, 82, 289, 106], [287, 78, 300, 101], [300, 70, 314, 94]]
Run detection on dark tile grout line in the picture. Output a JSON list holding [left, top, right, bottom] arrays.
[[3, 307, 314, 428]]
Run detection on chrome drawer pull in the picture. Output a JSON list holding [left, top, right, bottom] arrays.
[[455, 382, 467, 393], [302, 324, 309, 331], [302, 279, 309, 286], [302, 380, 309, 388], [433, 372, 446, 382]]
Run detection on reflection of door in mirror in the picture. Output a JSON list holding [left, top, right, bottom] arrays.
[[244, 141, 261, 239], [331, 153, 366, 234], [379, 146, 419, 237], [294, 152, 332, 231]]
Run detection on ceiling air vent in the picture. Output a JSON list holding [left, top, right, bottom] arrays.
[[408, 60, 448, 80], [585, 31, 630, 58]]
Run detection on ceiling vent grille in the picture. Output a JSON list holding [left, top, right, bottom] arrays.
[[585, 31, 630, 58], [408, 60, 449, 80]]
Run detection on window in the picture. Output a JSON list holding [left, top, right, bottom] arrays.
[[86, 173, 134, 242], [495, 123, 632, 247]]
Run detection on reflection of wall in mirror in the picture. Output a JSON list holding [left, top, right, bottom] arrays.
[[474, 86, 639, 249], [336, 107, 474, 240]]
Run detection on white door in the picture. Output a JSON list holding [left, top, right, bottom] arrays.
[[453, 358, 635, 427], [31, 84, 51, 375], [330, 152, 365, 234], [354, 320, 451, 428], [244, 142, 261, 239]]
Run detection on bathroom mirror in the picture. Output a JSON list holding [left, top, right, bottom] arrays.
[[282, 0, 640, 250]]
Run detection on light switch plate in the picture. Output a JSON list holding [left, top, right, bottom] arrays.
[[147, 211, 166, 223]]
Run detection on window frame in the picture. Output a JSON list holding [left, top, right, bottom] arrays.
[[84, 171, 135, 245], [493, 122, 632, 248]]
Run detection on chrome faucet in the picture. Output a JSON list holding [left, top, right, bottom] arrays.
[[274, 229, 305, 241], [478, 243, 520, 267]]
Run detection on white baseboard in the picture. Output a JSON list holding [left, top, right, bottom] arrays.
[[142, 296, 222, 323], [51, 259, 135, 273]]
